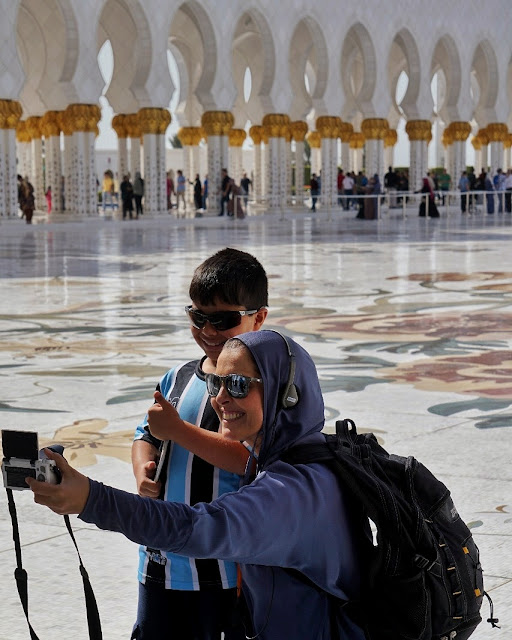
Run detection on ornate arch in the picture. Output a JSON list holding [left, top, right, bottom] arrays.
[[430, 34, 462, 123], [169, 1, 217, 120], [341, 22, 377, 121], [387, 28, 421, 122], [231, 7, 275, 124], [18, 0, 76, 111], [98, 0, 153, 112], [471, 39, 499, 124], [288, 15, 329, 121]]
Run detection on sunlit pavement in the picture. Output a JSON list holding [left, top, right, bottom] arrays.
[[0, 206, 511, 639]]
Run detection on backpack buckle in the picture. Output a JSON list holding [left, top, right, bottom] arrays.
[[414, 554, 437, 571]]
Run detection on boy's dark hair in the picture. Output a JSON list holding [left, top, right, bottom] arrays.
[[189, 248, 268, 309]]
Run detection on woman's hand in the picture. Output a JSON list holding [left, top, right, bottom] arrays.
[[26, 449, 90, 515]]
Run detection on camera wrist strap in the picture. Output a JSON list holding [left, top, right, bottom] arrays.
[[63, 514, 103, 640], [6, 489, 102, 640], [6, 488, 41, 640]]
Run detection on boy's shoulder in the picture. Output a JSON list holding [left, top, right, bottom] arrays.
[[159, 358, 205, 390]]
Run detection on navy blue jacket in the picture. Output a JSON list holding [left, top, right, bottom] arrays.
[[80, 330, 366, 639]]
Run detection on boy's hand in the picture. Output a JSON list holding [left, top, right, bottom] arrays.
[[26, 449, 90, 515], [135, 459, 161, 498], [147, 391, 182, 441]]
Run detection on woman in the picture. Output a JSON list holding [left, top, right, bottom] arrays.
[[133, 171, 144, 217], [20, 177, 35, 224], [28, 331, 366, 639], [190, 173, 203, 211], [417, 177, 440, 218], [120, 174, 134, 220]]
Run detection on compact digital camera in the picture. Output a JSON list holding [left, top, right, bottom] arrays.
[[1, 430, 60, 490]]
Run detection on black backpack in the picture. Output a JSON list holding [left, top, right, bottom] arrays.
[[281, 419, 499, 640]]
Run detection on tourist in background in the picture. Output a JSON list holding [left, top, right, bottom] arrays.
[[133, 171, 144, 217], [120, 174, 134, 220]]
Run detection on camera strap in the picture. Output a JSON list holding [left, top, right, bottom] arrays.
[[6, 488, 40, 640], [6, 488, 103, 640]]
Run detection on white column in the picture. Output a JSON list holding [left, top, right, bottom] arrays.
[[206, 135, 223, 213], [365, 139, 385, 183], [1, 129, 19, 218], [86, 131, 97, 214], [142, 133, 159, 215], [284, 138, 292, 206], [249, 127, 264, 203], [229, 146, 243, 185], [341, 143, 350, 172], [205, 134, 229, 213], [311, 147, 321, 175], [489, 142, 503, 177], [63, 134, 73, 212], [130, 138, 141, 174], [320, 137, 337, 206], [265, 137, 282, 208], [17, 141, 31, 178], [479, 144, 488, 172], [30, 138, 44, 211], [118, 137, 128, 179], [73, 131, 87, 215], [156, 132, 166, 212], [46, 134, 62, 213], [408, 140, 428, 192], [294, 141, 305, 206]]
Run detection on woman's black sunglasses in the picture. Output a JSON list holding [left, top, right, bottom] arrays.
[[205, 373, 262, 399], [185, 306, 260, 331]]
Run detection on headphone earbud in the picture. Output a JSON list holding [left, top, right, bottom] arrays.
[[275, 332, 299, 409]]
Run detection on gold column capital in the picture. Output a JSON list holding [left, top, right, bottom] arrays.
[[474, 128, 489, 146], [485, 122, 509, 143], [201, 111, 234, 136], [25, 115, 42, 139], [446, 121, 471, 142], [16, 119, 31, 142], [361, 117, 389, 140], [178, 126, 203, 146], [316, 116, 341, 139], [349, 131, 365, 149], [262, 113, 290, 138], [228, 128, 246, 147], [41, 110, 63, 137], [384, 128, 397, 147], [504, 133, 512, 149], [405, 119, 432, 142], [290, 121, 308, 142], [249, 125, 264, 144], [305, 130, 321, 149], [338, 121, 354, 142], [138, 107, 171, 135], [112, 114, 129, 138], [0, 99, 23, 129], [59, 112, 74, 136], [65, 104, 101, 132], [441, 128, 453, 147], [124, 113, 141, 138]]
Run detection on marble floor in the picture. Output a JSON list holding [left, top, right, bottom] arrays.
[[0, 206, 511, 639]]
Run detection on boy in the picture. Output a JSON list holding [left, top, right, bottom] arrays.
[[131, 248, 268, 640]]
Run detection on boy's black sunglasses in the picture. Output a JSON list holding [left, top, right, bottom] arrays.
[[185, 306, 261, 331], [205, 373, 262, 399]]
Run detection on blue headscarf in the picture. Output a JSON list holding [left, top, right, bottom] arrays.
[[233, 330, 325, 469]]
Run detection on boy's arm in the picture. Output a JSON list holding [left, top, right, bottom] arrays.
[[148, 390, 250, 475]]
